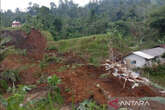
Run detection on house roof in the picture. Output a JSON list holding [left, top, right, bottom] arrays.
[[133, 47, 165, 60], [133, 51, 154, 59], [142, 47, 165, 57], [12, 21, 21, 24]]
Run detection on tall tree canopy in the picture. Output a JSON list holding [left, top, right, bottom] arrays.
[[1, 0, 165, 40]]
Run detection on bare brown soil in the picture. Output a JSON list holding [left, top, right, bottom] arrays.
[[22, 29, 47, 60], [0, 29, 164, 107], [0, 54, 160, 104], [0, 30, 27, 47], [0, 29, 46, 60]]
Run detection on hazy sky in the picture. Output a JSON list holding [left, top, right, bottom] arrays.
[[1, 0, 90, 11]]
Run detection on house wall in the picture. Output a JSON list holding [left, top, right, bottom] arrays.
[[124, 54, 146, 68], [12, 24, 21, 28]]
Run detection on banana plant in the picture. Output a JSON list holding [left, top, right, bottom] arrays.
[[47, 75, 63, 105]]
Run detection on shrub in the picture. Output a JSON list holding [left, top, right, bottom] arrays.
[[0, 69, 20, 93], [0, 80, 8, 92], [39, 60, 48, 70], [44, 54, 62, 63], [41, 31, 54, 41], [6, 91, 25, 110], [111, 21, 130, 36], [47, 75, 63, 104], [47, 75, 61, 87], [77, 100, 107, 110], [0, 95, 8, 108], [57, 66, 68, 72], [21, 24, 31, 34], [162, 52, 165, 58], [40, 54, 63, 70], [143, 64, 165, 76], [7, 48, 27, 56], [0, 37, 12, 61], [0, 85, 30, 110], [0, 69, 20, 84], [47, 46, 57, 50]]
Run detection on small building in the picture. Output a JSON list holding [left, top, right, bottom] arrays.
[[124, 47, 165, 68], [12, 21, 21, 28]]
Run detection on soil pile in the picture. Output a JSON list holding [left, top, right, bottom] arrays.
[[0, 47, 161, 105], [57, 51, 87, 65], [0, 29, 46, 59], [0, 30, 27, 47], [43, 64, 159, 104], [0, 29, 163, 106], [22, 29, 47, 59], [0, 55, 41, 84]]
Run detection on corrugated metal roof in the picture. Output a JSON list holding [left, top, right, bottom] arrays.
[[142, 47, 165, 57], [133, 47, 165, 59], [133, 51, 154, 59]]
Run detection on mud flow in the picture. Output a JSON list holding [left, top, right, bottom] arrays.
[[0, 29, 164, 108]]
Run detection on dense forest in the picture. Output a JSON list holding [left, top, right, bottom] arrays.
[[1, 0, 165, 41]]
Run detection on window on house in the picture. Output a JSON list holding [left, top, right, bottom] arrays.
[[131, 60, 136, 64]]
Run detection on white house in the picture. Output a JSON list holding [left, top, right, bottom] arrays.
[[12, 21, 21, 28], [124, 46, 165, 68]]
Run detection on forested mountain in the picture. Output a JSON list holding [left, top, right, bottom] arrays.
[[1, 0, 165, 41]]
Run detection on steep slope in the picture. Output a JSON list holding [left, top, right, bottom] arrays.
[[50, 34, 132, 65], [0, 29, 47, 60]]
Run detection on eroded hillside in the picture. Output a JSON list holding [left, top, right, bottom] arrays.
[[0, 29, 165, 110]]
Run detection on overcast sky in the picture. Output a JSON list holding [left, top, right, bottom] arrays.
[[1, 0, 90, 11]]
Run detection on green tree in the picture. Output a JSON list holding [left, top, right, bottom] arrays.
[[149, 6, 165, 36]]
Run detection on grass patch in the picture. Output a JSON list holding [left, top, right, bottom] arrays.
[[143, 74, 165, 88], [44, 54, 62, 63], [41, 31, 54, 42], [52, 34, 134, 65], [47, 46, 57, 50], [57, 66, 68, 72], [0, 27, 22, 31], [7, 48, 27, 56], [141, 64, 165, 87]]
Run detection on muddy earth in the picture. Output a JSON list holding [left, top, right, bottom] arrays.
[[0, 29, 165, 110]]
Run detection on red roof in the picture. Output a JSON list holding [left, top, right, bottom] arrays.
[[12, 21, 21, 25], [12, 23, 20, 25], [160, 44, 165, 48]]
